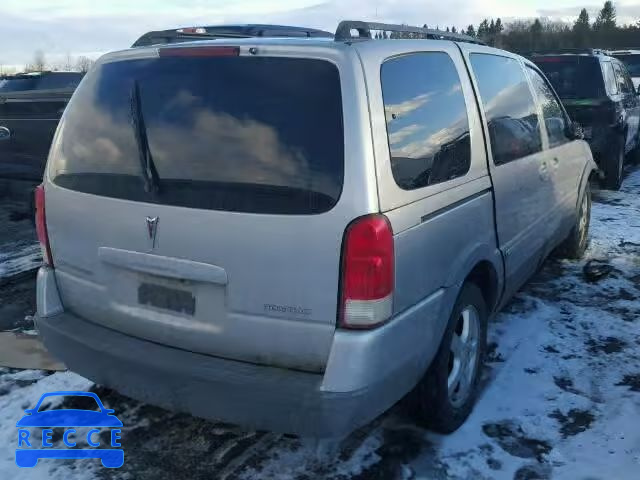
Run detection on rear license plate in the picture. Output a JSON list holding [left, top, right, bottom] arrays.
[[138, 283, 196, 316]]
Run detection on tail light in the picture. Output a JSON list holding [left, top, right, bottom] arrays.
[[339, 215, 394, 329], [35, 184, 53, 267]]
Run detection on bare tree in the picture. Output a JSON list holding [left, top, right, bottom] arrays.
[[30, 50, 47, 72], [62, 53, 74, 71], [76, 56, 94, 73]]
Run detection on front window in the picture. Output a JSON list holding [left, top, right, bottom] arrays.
[[470, 54, 542, 165]]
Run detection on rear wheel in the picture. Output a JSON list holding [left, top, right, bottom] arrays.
[[601, 136, 625, 190], [557, 182, 591, 259], [407, 283, 487, 433], [630, 139, 640, 165]]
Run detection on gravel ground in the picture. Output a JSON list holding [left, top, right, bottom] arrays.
[[0, 168, 638, 480]]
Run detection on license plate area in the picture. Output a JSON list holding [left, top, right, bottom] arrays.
[[138, 282, 196, 316]]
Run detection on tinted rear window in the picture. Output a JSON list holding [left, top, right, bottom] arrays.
[[51, 55, 344, 214], [0, 77, 38, 92], [37, 73, 83, 90], [615, 55, 640, 77], [533, 56, 605, 99]]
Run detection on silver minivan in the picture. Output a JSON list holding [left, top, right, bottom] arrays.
[[35, 21, 596, 437]]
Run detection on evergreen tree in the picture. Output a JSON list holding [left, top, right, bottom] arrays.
[[495, 18, 504, 34], [451, 26, 457, 33], [573, 8, 591, 47], [466, 25, 476, 37], [489, 19, 496, 35], [478, 19, 489, 38], [530, 19, 543, 50], [594, 1, 616, 31]]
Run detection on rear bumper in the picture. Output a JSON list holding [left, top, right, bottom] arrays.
[[36, 268, 449, 437]]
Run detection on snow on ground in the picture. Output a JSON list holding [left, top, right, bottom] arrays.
[[0, 169, 638, 479], [0, 243, 41, 279]]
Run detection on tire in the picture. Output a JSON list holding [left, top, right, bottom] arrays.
[[601, 135, 625, 190], [557, 182, 591, 259], [630, 139, 640, 165], [407, 283, 488, 433]]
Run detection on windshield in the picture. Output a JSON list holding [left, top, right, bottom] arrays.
[[533, 56, 605, 99], [614, 55, 640, 77], [50, 55, 344, 215], [36, 395, 101, 412]]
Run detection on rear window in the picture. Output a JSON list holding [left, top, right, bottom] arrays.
[[615, 55, 640, 77], [533, 56, 605, 99], [51, 55, 344, 215], [0, 77, 38, 92], [36, 73, 83, 90]]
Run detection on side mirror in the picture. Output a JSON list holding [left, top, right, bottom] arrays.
[[566, 122, 584, 140]]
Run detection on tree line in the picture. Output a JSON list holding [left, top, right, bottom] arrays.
[[378, 1, 638, 53], [20, 50, 95, 74]]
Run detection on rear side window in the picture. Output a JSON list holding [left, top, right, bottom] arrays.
[[381, 52, 471, 190], [470, 54, 542, 166], [613, 63, 633, 94], [50, 56, 344, 214], [526, 67, 569, 148], [602, 62, 618, 95]]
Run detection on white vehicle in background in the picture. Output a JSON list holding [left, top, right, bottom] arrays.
[[610, 50, 640, 91]]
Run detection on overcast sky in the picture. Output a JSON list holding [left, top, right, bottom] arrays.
[[2, 0, 639, 70]]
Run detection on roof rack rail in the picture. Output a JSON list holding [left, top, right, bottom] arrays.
[[132, 24, 333, 47], [334, 20, 485, 45]]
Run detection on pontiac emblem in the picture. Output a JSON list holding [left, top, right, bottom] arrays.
[[145, 217, 159, 249]]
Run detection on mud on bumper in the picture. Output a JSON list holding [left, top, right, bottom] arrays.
[[36, 310, 412, 437]]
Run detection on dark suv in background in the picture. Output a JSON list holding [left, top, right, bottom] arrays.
[[0, 71, 84, 182], [610, 50, 640, 91], [531, 50, 640, 190]]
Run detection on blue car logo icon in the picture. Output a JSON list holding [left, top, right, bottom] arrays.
[[16, 391, 124, 468]]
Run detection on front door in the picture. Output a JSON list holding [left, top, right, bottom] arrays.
[[526, 64, 587, 241]]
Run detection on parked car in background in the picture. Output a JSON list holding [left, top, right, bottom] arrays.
[[610, 49, 640, 91], [36, 21, 596, 437], [531, 50, 640, 190], [0, 71, 84, 181]]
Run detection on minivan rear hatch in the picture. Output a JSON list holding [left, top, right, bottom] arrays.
[[45, 45, 348, 372]]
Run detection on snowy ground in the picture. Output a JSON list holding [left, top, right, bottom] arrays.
[[0, 168, 639, 480]]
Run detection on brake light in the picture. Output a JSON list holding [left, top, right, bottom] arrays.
[[35, 184, 53, 267], [340, 215, 394, 329], [159, 46, 240, 57]]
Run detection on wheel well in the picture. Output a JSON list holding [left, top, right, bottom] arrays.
[[466, 261, 499, 312]]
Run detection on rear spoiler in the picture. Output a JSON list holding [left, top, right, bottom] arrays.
[[132, 24, 333, 48]]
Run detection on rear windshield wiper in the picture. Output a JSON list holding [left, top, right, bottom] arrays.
[[130, 80, 160, 194]]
